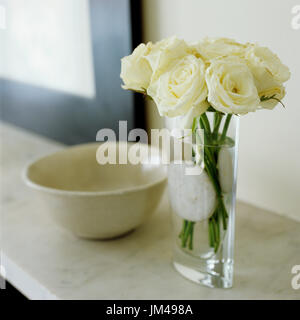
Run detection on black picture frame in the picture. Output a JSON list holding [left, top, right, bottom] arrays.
[[0, 0, 145, 145]]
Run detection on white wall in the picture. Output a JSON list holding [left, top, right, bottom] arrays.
[[142, 0, 300, 221]]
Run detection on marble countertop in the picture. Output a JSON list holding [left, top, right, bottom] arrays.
[[0, 122, 299, 300]]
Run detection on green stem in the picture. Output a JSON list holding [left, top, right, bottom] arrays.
[[219, 200, 228, 230], [199, 117, 216, 167], [200, 113, 211, 135], [179, 220, 188, 239], [188, 222, 195, 250], [212, 218, 220, 252], [202, 112, 231, 252], [209, 219, 215, 247], [178, 112, 233, 253], [181, 221, 188, 247], [220, 114, 232, 143], [212, 112, 223, 140], [182, 221, 194, 248]]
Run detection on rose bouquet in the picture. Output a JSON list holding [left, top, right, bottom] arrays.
[[120, 36, 290, 287]]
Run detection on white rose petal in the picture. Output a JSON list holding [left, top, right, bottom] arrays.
[[245, 45, 289, 110], [189, 38, 247, 62], [120, 42, 153, 92], [245, 45, 290, 83], [170, 100, 210, 130], [168, 162, 217, 222], [145, 36, 189, 82], [206, 57, 260, 114], [249, 65, 286, 109], [148, 54, 208, 117]]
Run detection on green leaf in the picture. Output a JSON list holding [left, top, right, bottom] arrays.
[[260, 94, 286, 108], [207, 106, 216, 112]]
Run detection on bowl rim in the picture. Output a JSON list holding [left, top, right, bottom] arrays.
[[22, 142, 167, 197]]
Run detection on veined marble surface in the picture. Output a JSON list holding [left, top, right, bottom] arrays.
[[0, 122, 299, 300]]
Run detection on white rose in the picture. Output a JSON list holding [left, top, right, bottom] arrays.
[[189, 38, 247, 62], [177, 100, 210, 129], [145, 36, 189, 82], [164, 100, 209, 133], [147, 54, 208, 117], [245, 45, 290, 83], [206, 57, 260, 114], [244, 45, 289, 109], [120, 42, 153, 92], [249, 64, 286, 109]]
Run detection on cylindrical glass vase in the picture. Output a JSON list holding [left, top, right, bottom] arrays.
[[168, 112, 239, 289]]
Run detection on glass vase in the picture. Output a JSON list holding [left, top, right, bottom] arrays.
[[168, 112, 239, 288]]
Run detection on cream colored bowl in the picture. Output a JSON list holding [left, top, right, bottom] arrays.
[[23, 142, 167, 239]]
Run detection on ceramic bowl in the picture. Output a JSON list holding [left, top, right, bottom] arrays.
[[23, 142, 167, 239]]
